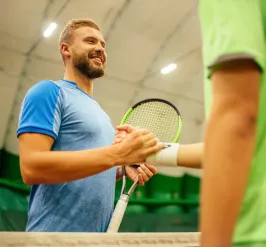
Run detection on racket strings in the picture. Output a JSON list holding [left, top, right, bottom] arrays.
[[123, 101, 180, 143]]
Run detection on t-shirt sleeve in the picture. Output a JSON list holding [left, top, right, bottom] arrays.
[[198, 0, 266, 78], [17, 80, 62, 140]]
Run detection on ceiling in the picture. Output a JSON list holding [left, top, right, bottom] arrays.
[[0, 0, 204, 176]]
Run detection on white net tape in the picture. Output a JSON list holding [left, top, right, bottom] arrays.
[[0, 232, 201, 247]]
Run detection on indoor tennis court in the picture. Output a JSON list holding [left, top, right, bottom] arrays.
[[1, 0, 262, 246]]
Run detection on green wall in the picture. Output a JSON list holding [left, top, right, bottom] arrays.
[[0, 149, 30, 193], [0, 149, 200, 232]]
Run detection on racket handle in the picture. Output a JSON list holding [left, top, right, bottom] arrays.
[[107, 194, 129, 233], [146, 143, 180, 167]]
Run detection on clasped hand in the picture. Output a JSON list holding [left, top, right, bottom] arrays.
[[114, 124, 162, 185]]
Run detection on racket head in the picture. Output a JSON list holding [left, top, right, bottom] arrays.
[[120, 98, 182, 143]]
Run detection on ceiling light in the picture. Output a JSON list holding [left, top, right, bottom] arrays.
[[43, 22, 57, 38], [161, 63, 177, 75]]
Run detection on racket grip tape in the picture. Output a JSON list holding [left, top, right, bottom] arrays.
[[146, 143, 180, 167], [107, 194, 129, 233]]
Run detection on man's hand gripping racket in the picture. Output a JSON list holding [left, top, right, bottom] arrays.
[[107, 98, 182, 233]]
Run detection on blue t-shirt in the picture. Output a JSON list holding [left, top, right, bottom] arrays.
[[17, 79, 117, 232]]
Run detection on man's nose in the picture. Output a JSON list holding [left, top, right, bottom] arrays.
[[94, 42, 105, 52]]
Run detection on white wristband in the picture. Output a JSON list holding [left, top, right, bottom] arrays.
[[146, 143, 180, 167]]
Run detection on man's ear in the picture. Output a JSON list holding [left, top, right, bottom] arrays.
[[60, 42, 71, 59]]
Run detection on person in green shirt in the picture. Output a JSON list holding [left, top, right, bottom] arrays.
[[198, 1, 266, 246]]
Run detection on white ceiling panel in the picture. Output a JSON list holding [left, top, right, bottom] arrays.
[[0, 0, 51, 42], [0, 49, 26, 77]]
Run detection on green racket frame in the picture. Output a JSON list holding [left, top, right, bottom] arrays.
[[120, 98, 182, 143]]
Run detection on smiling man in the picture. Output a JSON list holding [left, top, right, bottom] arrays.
[[16, 19, 162, 232]]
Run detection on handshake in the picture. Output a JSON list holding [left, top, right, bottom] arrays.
[[112, 124, 180, 167]]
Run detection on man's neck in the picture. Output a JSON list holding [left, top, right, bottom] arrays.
[[63, 67, 93, 96]]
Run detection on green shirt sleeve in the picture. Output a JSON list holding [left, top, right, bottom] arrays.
[[199, 0, 266, 78]]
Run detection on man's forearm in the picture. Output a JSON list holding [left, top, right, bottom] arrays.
[[145, 142, 204, 168], [177, 143, 203, 169], [21, 146, 119, 185]]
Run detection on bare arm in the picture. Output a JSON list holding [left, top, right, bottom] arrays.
[[201, 60, 260, 247], [120, 142, 204, 169], [19, 129, 163, 185], [19, 133, 119, 185], [177, 143, 203, 169], [115, 125, 204, 169]]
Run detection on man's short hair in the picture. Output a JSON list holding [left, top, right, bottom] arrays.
[[59, 18, 100, 45]]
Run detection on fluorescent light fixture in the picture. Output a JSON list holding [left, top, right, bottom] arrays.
[[161, 63, 177, 75], [43, 22, 57, 37]]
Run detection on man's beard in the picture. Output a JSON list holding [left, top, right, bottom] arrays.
[[72, 52, 105, 79]]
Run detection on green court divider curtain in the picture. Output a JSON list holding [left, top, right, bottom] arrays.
[[0, 180, 199, 232], [0, 149, 200, 232], [0, 184, 28, 231], [120, 212, 199, 232]]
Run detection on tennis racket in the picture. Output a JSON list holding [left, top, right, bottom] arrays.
[[107, 98, 182, 233]]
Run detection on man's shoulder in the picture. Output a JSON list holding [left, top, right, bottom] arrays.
[[21, 80, 64, 110], [27, 79, 61, 97]]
